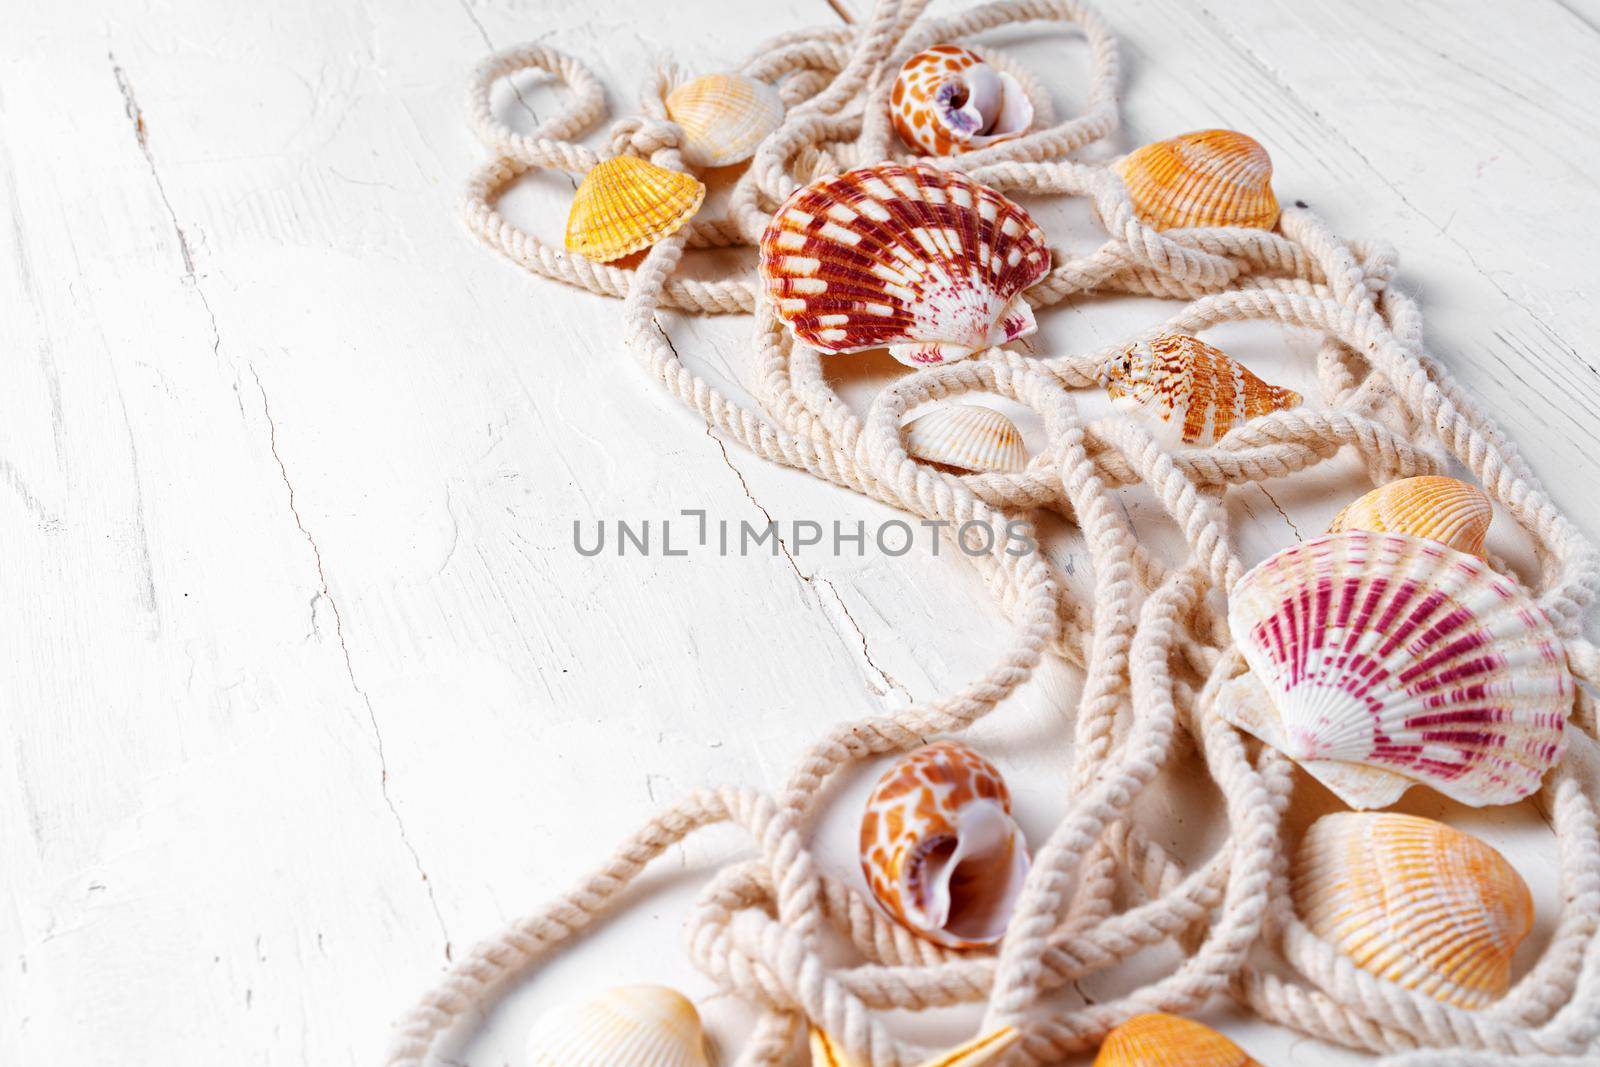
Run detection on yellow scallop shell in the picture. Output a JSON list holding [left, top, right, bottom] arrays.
[[1328, 475, 1493, 557], [564, 156, 706, 263], [666, 72, 785, 168], [1112, 129, 1279, 231], [1293, 812, 1535, 1009], [1092, 1013, 1258, 1067]]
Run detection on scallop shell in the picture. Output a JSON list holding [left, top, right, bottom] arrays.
[[1330, 476, 1493, 558], [810, 1025, 1020, 1067], [1293, 812, 1534, 1009], [903, 405, 1028, 472], [1111, 129, 1280, 230], [666, 72, 785, 169], [1092, 1013, 1259, 1067], [526, 985, 712, 1067], [1222, 531, 1571, 808], [890, 45, 1035, 156], [564, 156, 706, 263], [1098, 332, 1301, 445], [859, 740, 1030, 948], [759, 162, 1049, 367]]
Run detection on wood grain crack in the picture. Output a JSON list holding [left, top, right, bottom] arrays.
[[252, 366, 454, 961]]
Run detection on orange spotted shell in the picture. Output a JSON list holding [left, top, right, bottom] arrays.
[[1098, 332, 1301, 445], [859, 741, 1030, 948], [890, 45, 1034, 156], [1112, 129, 1279, 230], [759, 163, 1049, 367]]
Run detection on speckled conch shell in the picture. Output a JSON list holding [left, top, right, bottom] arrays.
[[890, 45, 1034, 156], [1293, 812, 1535, 1009], [525, 985, 712, 1067], [759, 162, 1049, 367], [859, 740, 1031, 948], [810, 1025, 1020, 1067], [1092, 1013, 1259, 1067], [903, 405, 1028, 472], [1221, 531, 1571, 808], [1098, 332, 1301, 445], [564, 156, 706, 263], [1112, 129, 1279, 230], [665, 72, 785, 169], [1329, 476, 1494, 558]]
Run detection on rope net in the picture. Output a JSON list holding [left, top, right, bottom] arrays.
[[389, 1, 1600, 1063]]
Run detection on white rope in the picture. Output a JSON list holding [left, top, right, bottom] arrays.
[[388, 1, 1600, 1063]]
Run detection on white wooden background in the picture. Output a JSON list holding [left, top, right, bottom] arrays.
[[4, 0, 1599, 1064]]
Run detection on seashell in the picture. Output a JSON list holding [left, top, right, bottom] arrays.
[[759, 162, 1049, 367], [811, 1025, 1020, 1067], [565, 156, 706, 263], [1222, 531, 1572, 808], [1111, 129, 1280, 230], [526, 984, 712, 1067], [1098, 332, 1301, 445], [666, 72, 785, 169], [1293, 812, 1534, 1009], [859, 740, 1031, 948], [1330, 476, 1493, 558], [1092, 1013, 1259, 1067], [890, 45, 1035, 156], [903, 404, 1028, 473]]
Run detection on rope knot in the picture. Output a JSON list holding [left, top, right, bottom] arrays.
[[609, 115, 684, 159]]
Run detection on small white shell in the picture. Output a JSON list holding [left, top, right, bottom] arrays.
[[665, 72, 785, 169], [526, 985, 712, 1067], [903, 405, 1028, 472]]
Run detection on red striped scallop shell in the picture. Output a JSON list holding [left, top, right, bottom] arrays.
[[1222, 531, 1571, 808], [758, 163, 1050, 367]]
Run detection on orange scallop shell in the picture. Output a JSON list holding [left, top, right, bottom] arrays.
[[564, 156, 706, 263], [1112, 129, 1279, 230], [1294, 812, 1534, 1009], [1092, 1013, 1258, 1067], [1329, 476, 1493, 558]]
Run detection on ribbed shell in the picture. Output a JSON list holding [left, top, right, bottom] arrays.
[[1224, 531, 1571, 808], [903, 405, 1028, 472], [810, 1025, 1020, 1067], [1099, 332, 1301, 445], [890, 45, 1034, 156], [526, 985, 712, 1067], [1112, 129, 1280, 230], [859, 741, 1030, 948], [1293, 813, 1534, 1009], [564, 156, 706, 262], [1092, 1014, 1259, 1067], [759, 162, 1050, 367], [1330, 476, 1494, 558], [665, 72, 785, 168]]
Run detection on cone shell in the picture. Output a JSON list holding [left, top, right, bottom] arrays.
[[759, 163, 1049, 367], [666, 72, 785, 169], [860, 741, 1030, 948], [890, 45, 1034, 156], [1098, 332, 1301, 445], [1223, 531, 1571, 808], [810, 1025, 1020, 1067], [1330, 476, 1493, 558], [526, 985, 712, 1067], [1112, 129, 1279, 230], [565, 156, 706, 263], [1293, 812, 1534, 1009], [1093, 1013, 1259, 1067], [903, 405, 1028, 472]]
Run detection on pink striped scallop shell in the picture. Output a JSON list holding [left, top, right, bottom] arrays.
[[1221, 531, 1571, 808], [758, 163, 1050, 367]]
